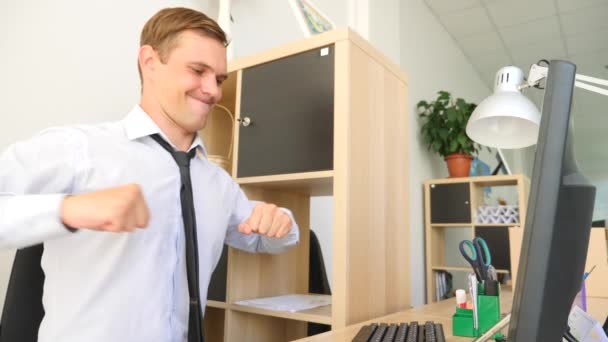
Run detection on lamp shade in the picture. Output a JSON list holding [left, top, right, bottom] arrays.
[[466, 66, 541, 149]]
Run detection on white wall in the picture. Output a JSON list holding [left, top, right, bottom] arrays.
[[397, 0, 491, 306], [230, 0, 347, 59], [0, 0, 216, 313]]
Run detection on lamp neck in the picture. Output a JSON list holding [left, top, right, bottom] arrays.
[[494, 66, 524, 93]]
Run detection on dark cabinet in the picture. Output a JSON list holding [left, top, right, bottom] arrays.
[[207, 245, 228, 301], [429, 183, 471, 223], [237, 45, 335, 178]]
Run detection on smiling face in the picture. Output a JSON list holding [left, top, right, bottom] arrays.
[[142, 30, 227, 134]]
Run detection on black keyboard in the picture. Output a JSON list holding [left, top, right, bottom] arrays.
[[352, 321, 445, 342]]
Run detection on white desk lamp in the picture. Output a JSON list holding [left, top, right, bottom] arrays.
[[466, 62, 608, 149]]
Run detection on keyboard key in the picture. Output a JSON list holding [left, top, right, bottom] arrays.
[[395, 323, 408, 342], [406, 321, 418, 342], [352, 323, 377, 342], [424, 321, 436, 342], [370, 323, 388, 342], [434, 323, 446, 342], [382, 324, 398, 342], [417, 324, 424, 342]]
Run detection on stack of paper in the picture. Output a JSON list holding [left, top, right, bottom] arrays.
[[234, 294, 331, 312]]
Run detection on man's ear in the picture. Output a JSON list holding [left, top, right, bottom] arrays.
[[138, 45, 157, 81]]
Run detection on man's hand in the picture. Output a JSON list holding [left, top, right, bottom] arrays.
[[61, 183, 150, 232], [238, 202, 292, 238]]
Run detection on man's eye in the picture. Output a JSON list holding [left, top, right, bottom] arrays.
[[216, 78, 225, 86], [191, 68, 203, 75]]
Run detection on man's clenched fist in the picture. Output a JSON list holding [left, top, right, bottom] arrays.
[[61, 183, 150, 232], [238, 202, 292, 238]]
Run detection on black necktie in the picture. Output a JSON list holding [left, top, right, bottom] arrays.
[[150, 134, 204, 342]]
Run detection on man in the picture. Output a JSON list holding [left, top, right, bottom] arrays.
[[0, 7, 299, 342]]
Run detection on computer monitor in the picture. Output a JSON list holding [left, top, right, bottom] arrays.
[[508, 60, 597, 341]]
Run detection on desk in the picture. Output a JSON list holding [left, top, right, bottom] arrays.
[[295, 290, 608, 341]]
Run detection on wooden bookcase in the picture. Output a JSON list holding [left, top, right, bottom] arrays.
[[199, 28, 410, 341], [423, 174, 529, 303]]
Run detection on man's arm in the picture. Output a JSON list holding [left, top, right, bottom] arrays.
[[225, 187, 299, 254], [0, 128, 85, 249], [0, 128, 150, 250]]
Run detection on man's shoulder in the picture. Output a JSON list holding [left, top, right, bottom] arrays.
[[36, 120, 126, 142]]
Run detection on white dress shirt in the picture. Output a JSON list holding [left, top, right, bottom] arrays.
[[0, 105, 299, 342]]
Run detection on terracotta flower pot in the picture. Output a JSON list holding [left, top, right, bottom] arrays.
[[444, 153, 473, 178]]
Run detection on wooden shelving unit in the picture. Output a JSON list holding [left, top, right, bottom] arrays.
[[424, 174, 529, 303], [199, 28, 410, 341]]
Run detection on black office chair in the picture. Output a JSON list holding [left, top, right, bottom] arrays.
[[0, 244, 46, 342], [307, 230, 331, 336]]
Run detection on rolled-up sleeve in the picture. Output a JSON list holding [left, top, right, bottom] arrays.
[[224, 186, 299, 254], [0, 128, 86, 249]]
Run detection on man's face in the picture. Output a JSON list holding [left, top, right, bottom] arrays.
[[150, 30, 227, 133]]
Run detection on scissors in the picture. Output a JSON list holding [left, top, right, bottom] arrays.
[[459, 237, 492, 281]]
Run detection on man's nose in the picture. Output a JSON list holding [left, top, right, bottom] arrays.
[[201, 75, 221, 101]]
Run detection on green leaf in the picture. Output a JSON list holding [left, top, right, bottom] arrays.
[[446, 108, 457, 122], [457, 133, 468, 146], [449, 139, 459, 153]]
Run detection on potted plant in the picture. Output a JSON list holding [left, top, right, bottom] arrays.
[[417, 90, 483, 177]]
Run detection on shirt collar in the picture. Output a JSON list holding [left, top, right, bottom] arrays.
[[123, 105, 208, 159]]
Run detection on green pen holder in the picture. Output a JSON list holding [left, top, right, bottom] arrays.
[[452, 283, 503, 338]]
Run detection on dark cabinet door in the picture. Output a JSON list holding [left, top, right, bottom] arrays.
[[474, 227, 511, 272], [430, 183, 471, 223], [237, 45, 335, 177]]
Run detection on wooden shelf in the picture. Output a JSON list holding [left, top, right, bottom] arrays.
[[474, 224, 522, 228], [431, 223, 523, 228], [229, 303, 332, 325], [430, 223, 472, 228], [471, 175, 523, 187], [236, 170, 333, 195], [207, 300, 230, 309], [424, 174, 523, 187], [431, 265, 509, 274]]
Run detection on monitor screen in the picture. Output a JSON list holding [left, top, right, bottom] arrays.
[[508, 60, 596, 341]]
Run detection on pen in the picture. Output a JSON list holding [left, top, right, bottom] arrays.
[[583, 265, 596, 280], [469, 273, 479, 330], [486, 265, 497, 281]]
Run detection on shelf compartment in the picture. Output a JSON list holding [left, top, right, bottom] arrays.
[[204, 306, 225, 342]]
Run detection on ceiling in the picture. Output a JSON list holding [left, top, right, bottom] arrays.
[[423, 0, 608, 182]]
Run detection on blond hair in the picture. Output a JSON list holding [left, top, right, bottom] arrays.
[[138, 7, 228, 84]]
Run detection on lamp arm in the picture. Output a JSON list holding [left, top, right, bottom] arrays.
[[576, 73, 608, 87], [574, 70, 608, 96], [575, 81, 608, 96], [522, 63, 608, 97]]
